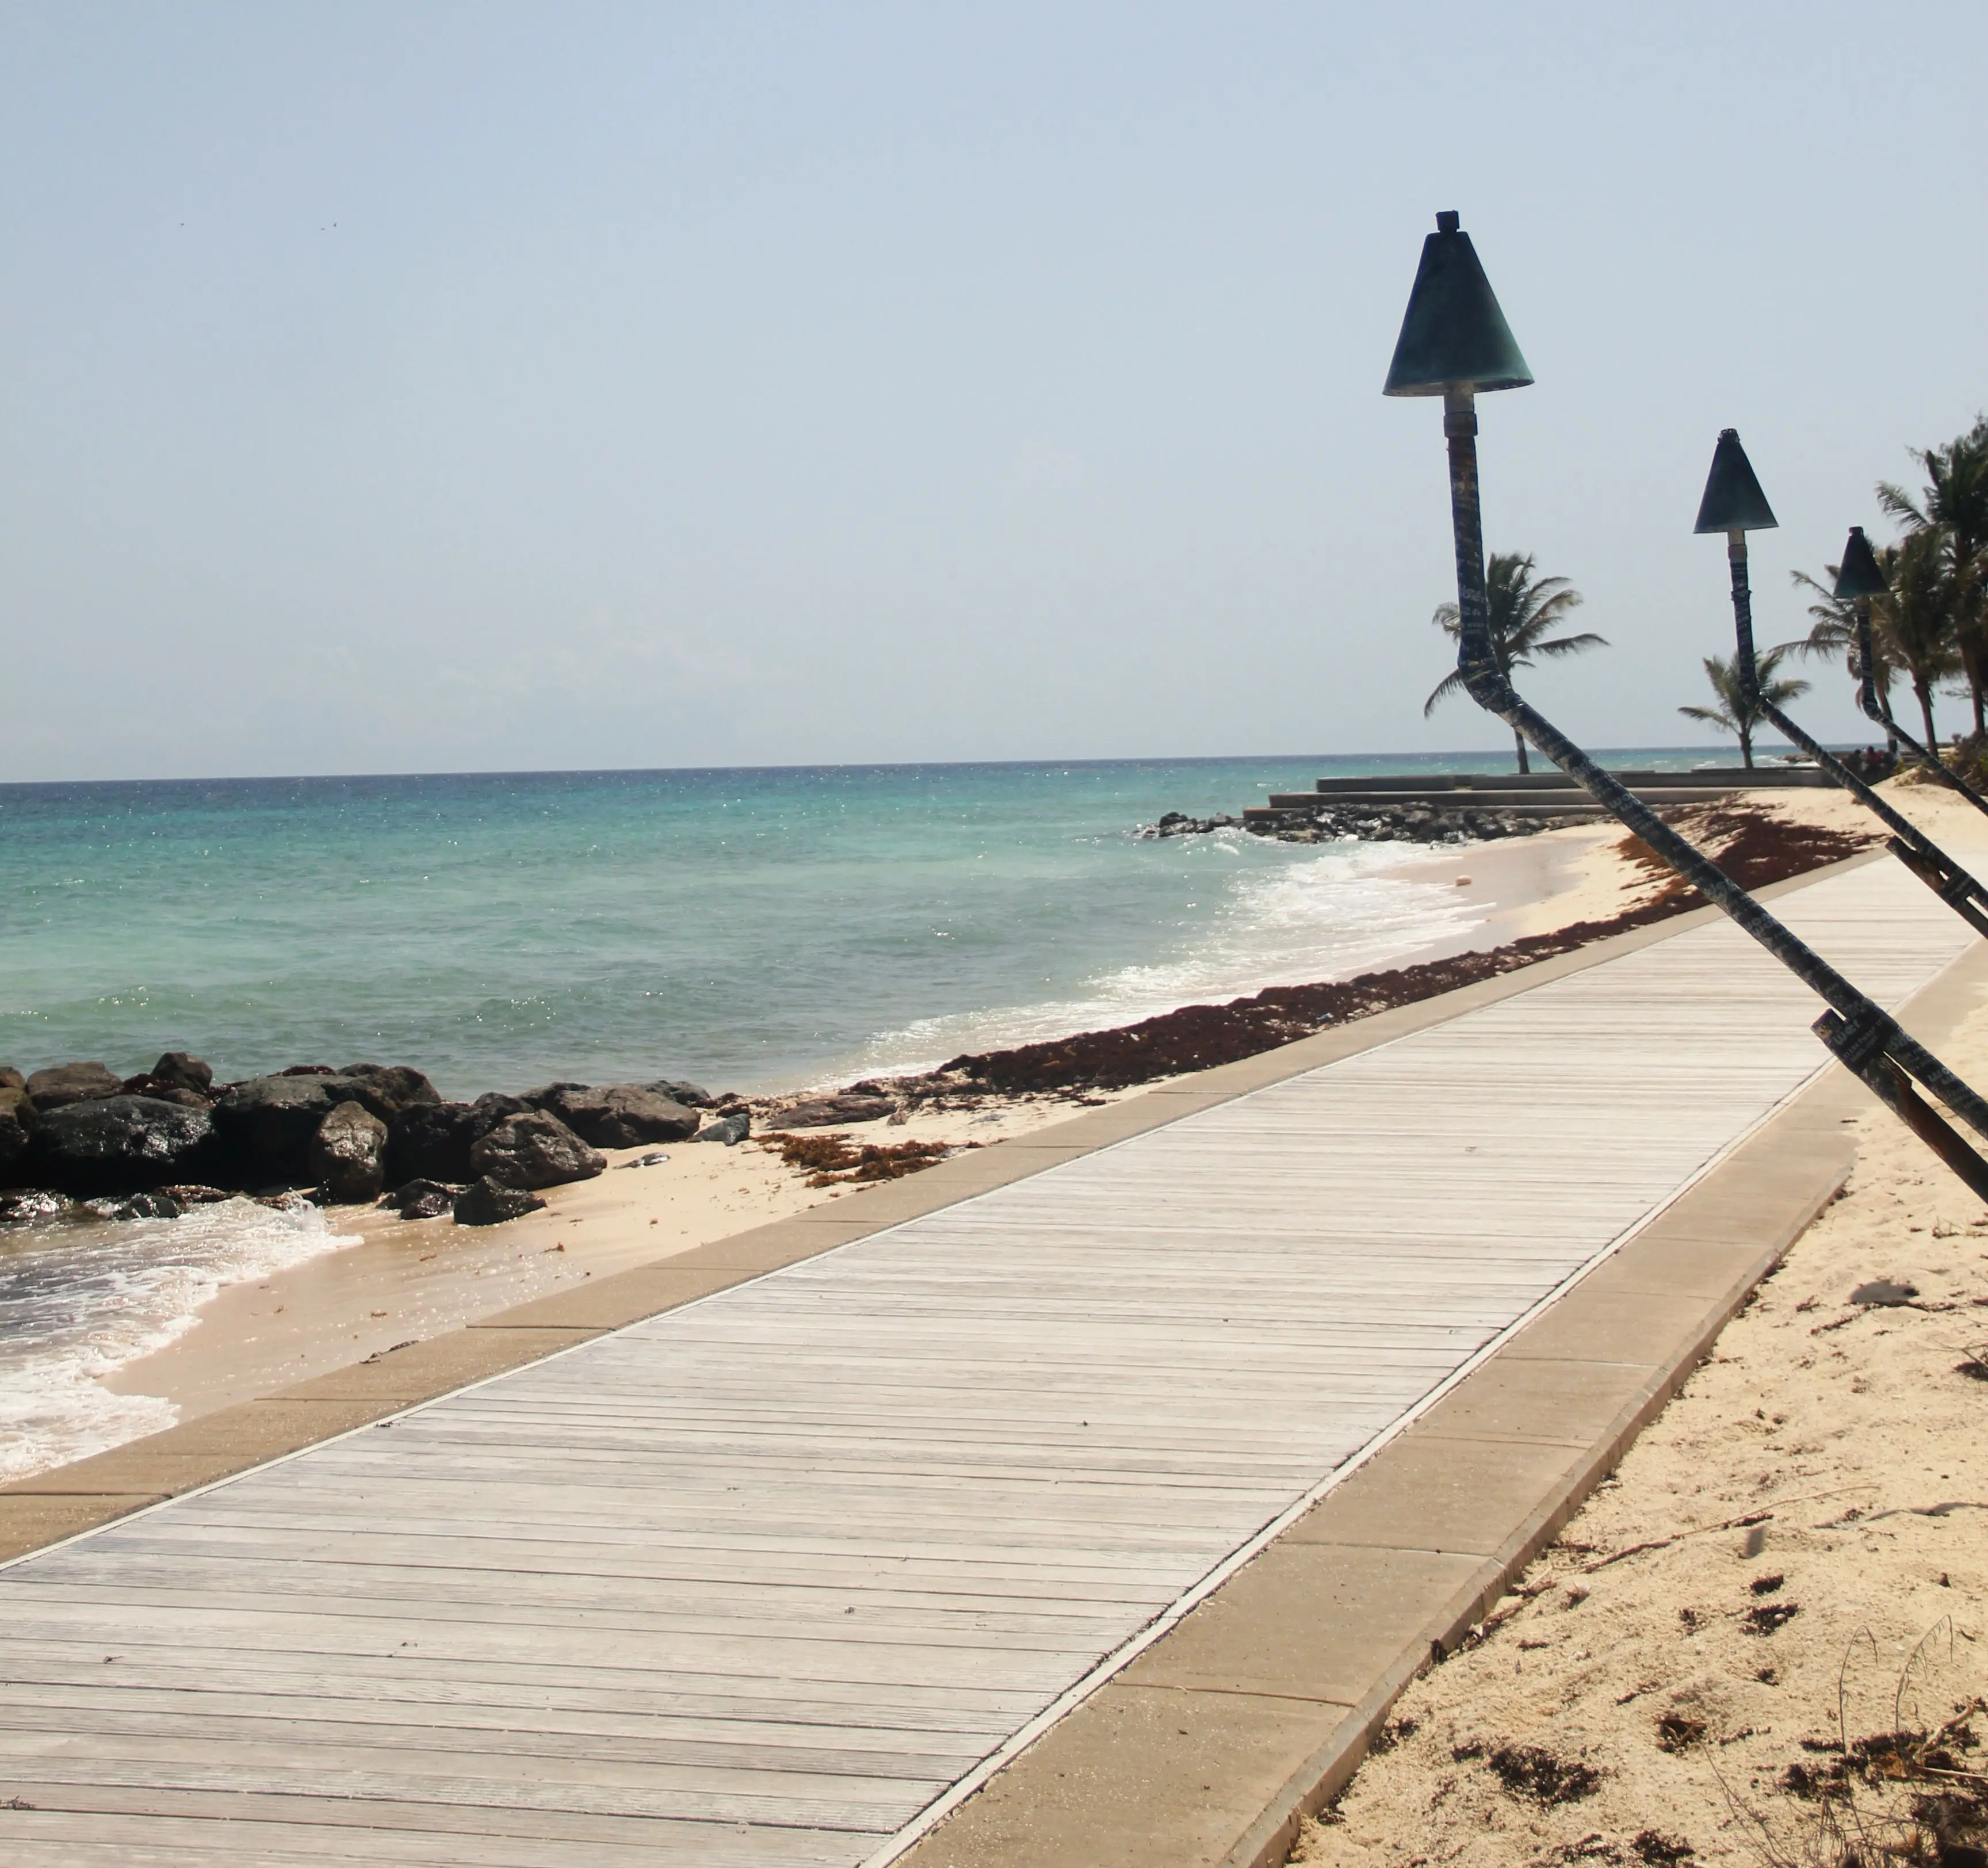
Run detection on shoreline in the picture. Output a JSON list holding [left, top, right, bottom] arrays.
[[89, 797, 1876, 1451], [89, 823, 1604, 1431], [18, 783, 1913, 1479]]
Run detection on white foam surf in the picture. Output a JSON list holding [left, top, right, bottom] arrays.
[[0, 1197, 360, 1485], [848, 834, 1488, 1079]]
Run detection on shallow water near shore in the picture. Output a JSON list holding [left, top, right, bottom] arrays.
[[0, 750, 1726, 1098], [0, 1197, 354, 1481], [0, 747, 1727, 1479]]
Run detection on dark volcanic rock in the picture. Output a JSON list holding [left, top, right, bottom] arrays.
[[151, 1052, 215, 1097], [527, 1083, 701, 1148], [0, 1188, 66, 1225], [1137, 811, 1244, 838], [452, 1175, 548, 1226], [777, 1095, 896, 1129], [308, 1101, 389, 1205], [116, 1077, 215, 1110], [0, 1067, 25, 1092], [216, 1069, 437, 1183], [338, 1064, 441, 1120], [26, 1061, 124, 1109], [389, 1178, 458, 1220], [692, 1111, 751, 1146], [1241, 802, 1580, 847], [87, 1190, 185, 1221], [213, 1076, 351, 1181], [384, 1094, 529, 1187], [0, 1087, 39, 1186], [640, 1078, 714, 1109], [385, 1103, 478, 1185], [468, 1111, 605, 1190], [33, 1095, 219, 1195], [519, 1080, 588, 1111]]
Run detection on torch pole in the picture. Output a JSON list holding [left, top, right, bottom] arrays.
[[1851, 603, 1988, 820], [1441, 386, 1988, 1200], [1717, 529, 1988, 938]]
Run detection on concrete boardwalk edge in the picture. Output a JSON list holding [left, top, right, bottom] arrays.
[[0, 853, 1882, 1566], [893, 908, 1988, 1868], [2, 846, 1983, 1866]]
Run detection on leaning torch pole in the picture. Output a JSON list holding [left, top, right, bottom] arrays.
[[1692, 429, 1988, 939], [1385, 211, 1988, 1200], [1833, 523, 1988, 823]]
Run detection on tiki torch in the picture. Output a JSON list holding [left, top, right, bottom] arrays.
[[1693, 431, 1988, 935], [1385, 211, 1988, 1199], [1833, 524, 1988, 819]]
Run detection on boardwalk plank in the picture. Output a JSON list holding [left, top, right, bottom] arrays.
[[0, 857, 1970, 1862]]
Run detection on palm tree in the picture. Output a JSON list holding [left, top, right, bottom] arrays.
[[1677, 645, 1810, 769], [1784, 563, 1899, 751], [1425, 553, 1606, 773], [1877, 418, 1988, 732], [1874, 527, 1964, 750]]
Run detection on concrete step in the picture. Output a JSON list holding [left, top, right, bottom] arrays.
[[1306, 767, 1827, 796], [1244, 802, 1608, 823], [1259, 789, 1727, 812]]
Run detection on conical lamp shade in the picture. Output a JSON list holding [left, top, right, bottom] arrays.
[[1383, 212, 1534, 397], [1693, 429, 1778, 533], [1833, 526, 1889, 599]]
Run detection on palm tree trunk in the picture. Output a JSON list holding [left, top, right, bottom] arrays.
[[1739, 721, 1753, 769], [1512, 726, 1530, 776], [1963, 637, 1986, 737], [1917, 680, 1939, 751]]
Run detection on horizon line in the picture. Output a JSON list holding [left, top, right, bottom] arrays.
[[0, 743, 1828, 792]]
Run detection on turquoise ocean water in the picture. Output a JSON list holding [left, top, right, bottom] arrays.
[[0, 750, 1737, 1099], [0, 748, 1741, 1477]]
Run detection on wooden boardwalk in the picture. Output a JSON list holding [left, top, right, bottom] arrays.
[[0, 858, 1976, 1865]]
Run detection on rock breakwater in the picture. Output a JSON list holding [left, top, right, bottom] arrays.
[[1139, 802, 1585, 844], [0, 1060, 749, 1232]]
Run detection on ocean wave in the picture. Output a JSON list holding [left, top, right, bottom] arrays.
[[0, 1198, 360, 1485], [847, 836, 1486, 1079]]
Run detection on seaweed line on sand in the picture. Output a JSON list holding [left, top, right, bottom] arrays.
[[884, 806, 1873, 1101]]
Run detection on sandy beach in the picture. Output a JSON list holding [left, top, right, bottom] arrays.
[[1291, 1014, 1988, 1867], [82, 778, 1969, 1472], [1292, 777, 1988, 1868]]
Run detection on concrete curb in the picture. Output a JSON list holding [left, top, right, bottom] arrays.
[[891, 900, 1988, 1868], [1216, 1105, 1856, 1868]]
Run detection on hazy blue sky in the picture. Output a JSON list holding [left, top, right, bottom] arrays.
[[2, 2, 1982, 781]]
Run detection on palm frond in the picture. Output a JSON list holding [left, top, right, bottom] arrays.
[[1876, 480, 1927, 529], [1423, 667, 1469, 718], [1423, 549, 1601, 706], [1531, 631, 1611, 659]]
